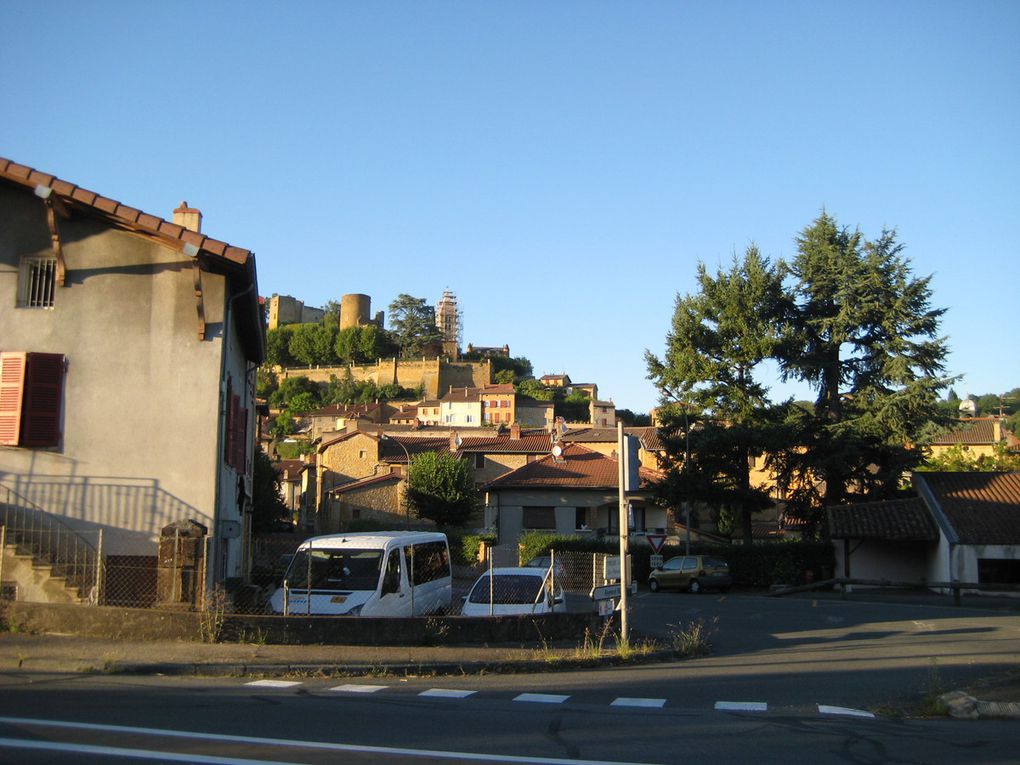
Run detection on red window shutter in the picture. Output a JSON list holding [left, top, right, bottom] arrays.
[[21, 353, 65, 447], [0, 352, 27, 446], [231, 397, 246, 471], [224, 383, 235, 467]]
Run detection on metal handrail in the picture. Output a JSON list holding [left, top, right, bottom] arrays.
[[0, 482, 101, 602]]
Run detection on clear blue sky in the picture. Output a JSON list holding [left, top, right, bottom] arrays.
[[4, 1, 1018, 413]]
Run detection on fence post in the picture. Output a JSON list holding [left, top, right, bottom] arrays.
[[0, 525, 6, 596], [94, 529, 103, 605]]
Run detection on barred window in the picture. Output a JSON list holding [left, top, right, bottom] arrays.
[[18, 256, 57, 308]]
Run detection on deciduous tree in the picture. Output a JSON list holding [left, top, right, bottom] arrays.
[[405, 450, 479, 527]]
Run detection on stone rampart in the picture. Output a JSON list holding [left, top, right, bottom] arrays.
[[277, 358, 491, 399]]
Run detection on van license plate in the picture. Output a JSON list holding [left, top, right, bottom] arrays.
[[330, 595, 347, 604]]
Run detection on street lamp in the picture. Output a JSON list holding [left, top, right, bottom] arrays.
[[381, 434, 412, 529]]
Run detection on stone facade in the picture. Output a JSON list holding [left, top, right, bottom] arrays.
[[278, 358, 491, 399]]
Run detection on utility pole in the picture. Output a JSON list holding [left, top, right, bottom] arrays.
[[617, 421, 629, 644]]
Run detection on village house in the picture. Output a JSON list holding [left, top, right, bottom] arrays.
[[0, 157, 263, 606]]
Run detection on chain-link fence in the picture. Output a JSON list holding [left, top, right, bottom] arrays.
[[2, 491, 614, 620]]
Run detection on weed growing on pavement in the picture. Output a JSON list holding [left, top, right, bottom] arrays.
[[572, 619, 615, 659], [199, 585, 227, 643], [918, 658, 949, 716], [420, 616, 450, 646], [667, 616, 718, 657]]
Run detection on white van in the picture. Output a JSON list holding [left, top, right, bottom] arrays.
[[269, 531, 452, 617]]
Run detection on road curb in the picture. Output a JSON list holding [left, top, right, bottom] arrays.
[[108, 649, 679, 679]]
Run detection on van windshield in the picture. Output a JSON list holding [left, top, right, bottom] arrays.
[[285, 548, 383, 591]]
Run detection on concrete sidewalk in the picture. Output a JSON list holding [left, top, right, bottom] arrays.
[[0, 632, 632, 678]]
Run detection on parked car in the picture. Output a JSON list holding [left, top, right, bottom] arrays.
[[525, 554, 568, 579], [462, 567, 564, 616], [647, 555, 731, 593]]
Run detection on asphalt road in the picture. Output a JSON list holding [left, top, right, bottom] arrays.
[[1, 591, 1017, 763]]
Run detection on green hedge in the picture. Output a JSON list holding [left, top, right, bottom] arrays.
[[442, 528, 496, 567], [518, 532, 834, 589], [628, 540, 835, 587]]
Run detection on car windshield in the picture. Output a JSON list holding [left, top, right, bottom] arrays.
[[285, 548, 383, 591], [468, 574, 546, 605]]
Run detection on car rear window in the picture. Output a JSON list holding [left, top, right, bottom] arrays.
[[705, 558, 728, 570], [468, 574, 546, 605]]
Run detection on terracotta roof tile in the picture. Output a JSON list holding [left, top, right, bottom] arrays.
[[917, 471, 1020, 545], [28, 170, 55, 186], [827, 498, 938, 541]]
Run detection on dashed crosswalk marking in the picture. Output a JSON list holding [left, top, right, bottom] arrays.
[[419, 688, 476, 699], [245, 680, 302, 689], [611, 698, 667, 708], [239, 680, 877, 720], [514, 693, 570, 704], [715, 701, 768, 712], [818, 705, 875, 719]]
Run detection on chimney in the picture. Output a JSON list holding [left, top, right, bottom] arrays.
[[449, 431, 460, 452], [510, 423, 521, 440], [993, 419, 1002, 442], [173, 201, 202, 233]]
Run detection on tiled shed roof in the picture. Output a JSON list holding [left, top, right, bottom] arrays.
[[828, 498, 939, 541], [917, 471, 1020, 545]]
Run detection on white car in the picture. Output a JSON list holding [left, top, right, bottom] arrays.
[[461, 567, 564, 617]]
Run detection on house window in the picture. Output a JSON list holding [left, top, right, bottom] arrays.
[[359, 449, 367, 459], [0, 352, 65, 448], [18, 256, 57, 308], [474, 454, 485, 469], [575, 507, 590, 530], [523, 506, 556, 529]]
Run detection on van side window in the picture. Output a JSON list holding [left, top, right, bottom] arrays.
[[381, 549, 402, 594], [405, 541, 451, 585]]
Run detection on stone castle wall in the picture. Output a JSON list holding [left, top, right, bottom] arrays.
[[277, 358, 491, 399]]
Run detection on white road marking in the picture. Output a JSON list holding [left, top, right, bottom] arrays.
[[715, 701, 768, 712], [420, 688, 477, 698], [514, 693, 570, 704], [244, 680, 301, 689], [328, 683, 389, 693], [0, 716, 664, 765], [913, 620, 936, 631], [0, 736, 297, 765], [818, 705, 875, 718], [611, 698, 667, 708]]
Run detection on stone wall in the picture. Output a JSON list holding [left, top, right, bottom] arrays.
[[278, 358, 491, 399]]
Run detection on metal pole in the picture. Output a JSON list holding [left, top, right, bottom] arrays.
[[617, 422, 629, 644], [94, 529, 103, 605], [684, 407, 691, 556], [0, 525, 6, 597]]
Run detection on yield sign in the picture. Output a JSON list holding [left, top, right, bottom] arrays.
[[646, 533, 667, 554]]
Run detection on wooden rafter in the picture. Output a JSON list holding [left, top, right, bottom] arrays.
[[192, 259, 206, 340]]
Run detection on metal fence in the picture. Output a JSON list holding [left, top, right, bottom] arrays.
[[2, 492, 613, 618], [1, 485, 102, 605]]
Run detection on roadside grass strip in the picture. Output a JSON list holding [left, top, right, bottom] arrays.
[[329, 684, 389, 693], [818, 705, 875, 719], [714, 701, 768, 712], [420, 688, 477, 698], [515, 693, 570, 704], [611, 698, 667, 708], [244, 680, 301, 689]]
